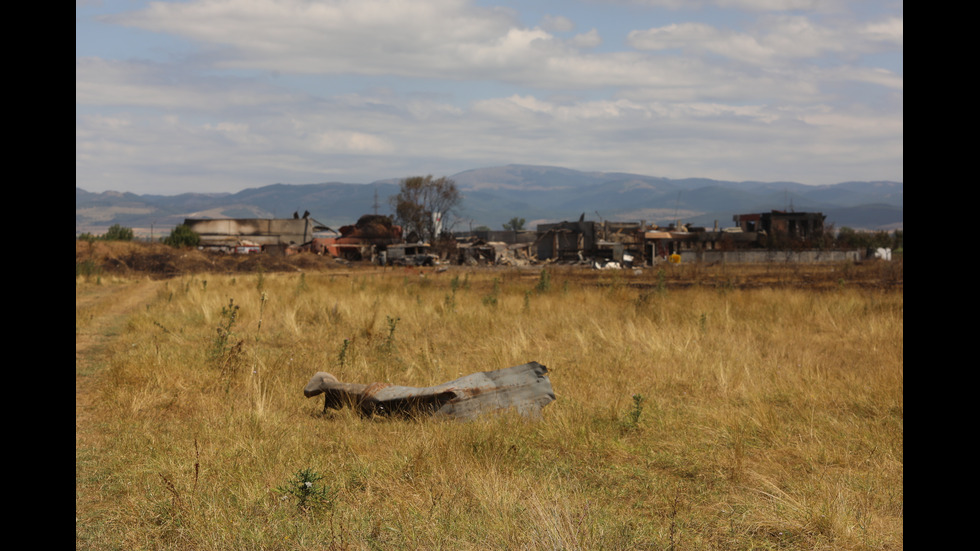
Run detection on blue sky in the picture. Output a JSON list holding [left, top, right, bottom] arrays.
[[76, 0, 903, 195]]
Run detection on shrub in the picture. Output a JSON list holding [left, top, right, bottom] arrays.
[[163, 224, 201, 248], [103, 224, 134, 241]]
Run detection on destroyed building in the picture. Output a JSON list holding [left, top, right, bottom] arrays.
[[732, 211, 826, 241], [530, 210, 855, 265], [183, 217, 330, 253], [182, 208, 858, 266], [535, 218, 647, 265], [454, 229, 537, 266], [309, 214, 403, 261], [644, 224, 758, 262], [654, 211, 861, 263]]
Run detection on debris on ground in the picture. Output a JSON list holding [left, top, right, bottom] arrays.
[[304, 362, 556, 420]]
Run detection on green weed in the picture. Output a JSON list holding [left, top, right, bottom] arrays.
[[275, 468, 337, 513], [483, 278, 501, 307], [381, 315, 400, 357], [622, 393, 645, 431], [535, 268, 552, 293]]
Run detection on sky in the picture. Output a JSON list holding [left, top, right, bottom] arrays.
[[76, 0, 903, 195]]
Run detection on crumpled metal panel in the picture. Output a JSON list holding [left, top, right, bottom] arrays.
[[304, 361, 555, 420]]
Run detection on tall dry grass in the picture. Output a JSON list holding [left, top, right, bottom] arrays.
[[76, 266, 902, 549]]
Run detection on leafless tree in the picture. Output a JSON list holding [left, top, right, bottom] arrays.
[[389, 175, 462, 242]]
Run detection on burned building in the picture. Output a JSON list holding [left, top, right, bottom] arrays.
[[535, 218, 647, 265], [183, 217, 329, 253], [732, 211, 826, 241], [454, 230, 537, 266], [309, 214, 403, 261], [644, 226, 759, 262]]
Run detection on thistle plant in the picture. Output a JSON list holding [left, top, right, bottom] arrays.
[[209, 298, 240, 363], [444, 288, 457, 313], [209, 298, 246, 378], [622, 393, 645, 431], [257, 291, 268, 333], [381, 316, 400, 356], [276, 468, 336, 512], [338, 338, 352, 370]]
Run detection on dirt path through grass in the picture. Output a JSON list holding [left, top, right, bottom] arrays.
[[76, 278, 164, 430]]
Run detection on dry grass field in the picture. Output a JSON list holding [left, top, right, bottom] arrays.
[[76, 244, 902, 550]]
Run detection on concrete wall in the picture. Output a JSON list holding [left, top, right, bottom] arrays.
[[536, 222, 598, 260], [678, 249, 863, 264], [185, 218, 315, 246]]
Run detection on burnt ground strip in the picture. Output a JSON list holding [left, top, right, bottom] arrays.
[[77, 241, 902, 289]]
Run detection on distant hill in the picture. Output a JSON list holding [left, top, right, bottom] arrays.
[[75, 183, 401, 235], [75, 164, 902, 236]]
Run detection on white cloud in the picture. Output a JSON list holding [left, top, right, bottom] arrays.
[[541, 14, 575, 33], [571, 29, 602, 48], [628, 14, 903, 66], [77, 0, 902, 193], [312, 131, 393, 154], [628, 22, 777, 65], [712, 0, 833, 10], [607, 0, 846, 11], [108, 0, 523, 77], [75, 57, 299, 111], [101, 0, 900, 96], [863, 17, 903, 44]]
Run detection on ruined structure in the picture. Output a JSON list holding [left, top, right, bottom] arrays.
[[304, 362, 556, 420], [453, 230, 537, 266], [182, 209, 853, 265], [183, 217, 329, 252], [530, 210, 846, 265], [309, 214, 403, 261], [732, 211, 826, 241], [642, 211, 861, 263], [644, 224, 757, 261], [535, 218, 647, 265]]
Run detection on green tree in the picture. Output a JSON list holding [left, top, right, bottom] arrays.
[[502, 217, 526, 231], [836, 227, 896, 250], [103, 224, 134, 241], [390, 175, 462, 242], [163, 224, 201, 248]]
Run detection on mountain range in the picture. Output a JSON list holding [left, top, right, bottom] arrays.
[[75, 164, 903, 236]]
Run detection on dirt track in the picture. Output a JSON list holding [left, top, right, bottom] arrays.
[[76, 279, 164, 429]]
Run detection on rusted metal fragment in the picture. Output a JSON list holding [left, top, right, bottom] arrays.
[[304, 362, 556, 420]]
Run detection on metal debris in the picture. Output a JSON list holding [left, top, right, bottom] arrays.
[[304, 361, 556, 420]]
